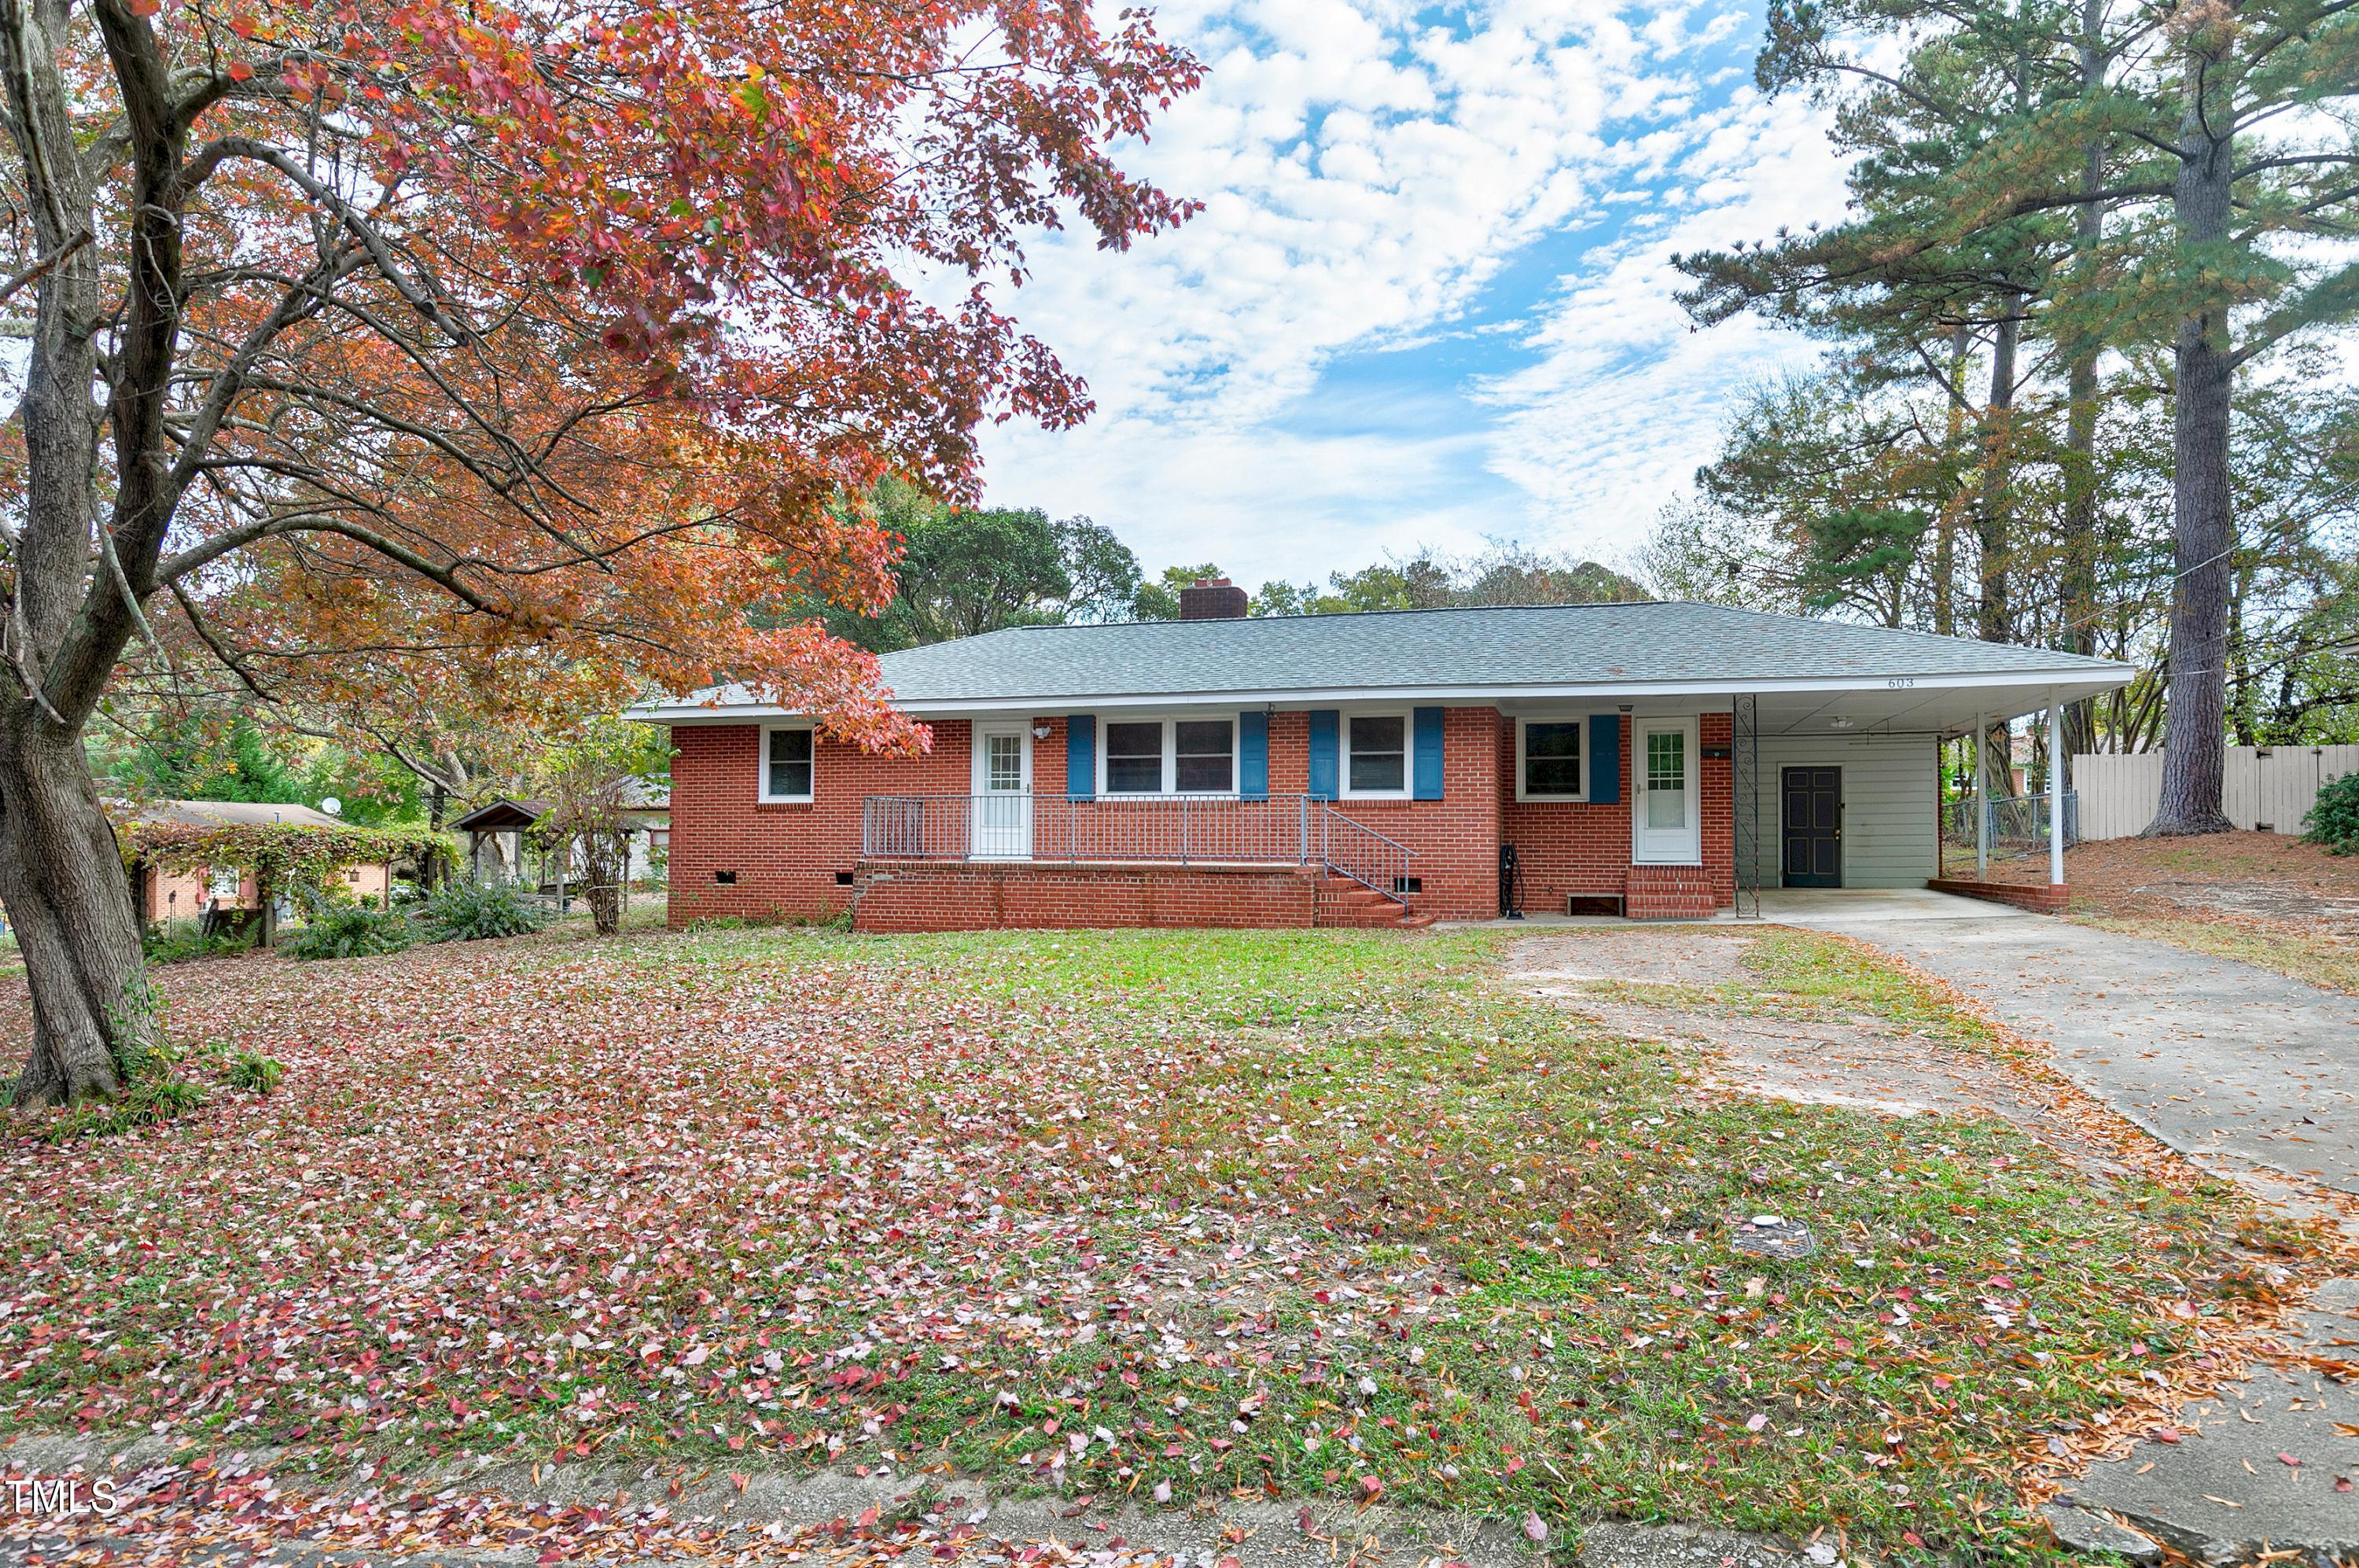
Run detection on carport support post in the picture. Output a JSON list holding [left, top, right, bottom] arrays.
[[1974, 712, 1989, 878], [2049, 694, 2066, 888]]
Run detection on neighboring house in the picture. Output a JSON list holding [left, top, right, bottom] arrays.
[[449, 785, 669, 888], [629, 590, 2130, 930], [128, 800, 391, 923]]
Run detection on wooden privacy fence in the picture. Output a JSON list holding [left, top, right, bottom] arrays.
[[2073, 745, 2359, 839]]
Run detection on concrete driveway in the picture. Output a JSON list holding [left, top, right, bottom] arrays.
[[1772, 896, 2359, 1194]]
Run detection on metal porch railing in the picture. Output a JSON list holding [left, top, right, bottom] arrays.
[[859, 793, 1418, 903]]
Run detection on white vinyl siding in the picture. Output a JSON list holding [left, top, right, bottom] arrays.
[[1743, 732, 1938, 889]]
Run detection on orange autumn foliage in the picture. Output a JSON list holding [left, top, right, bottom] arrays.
[[17, 0, 1201, 745]]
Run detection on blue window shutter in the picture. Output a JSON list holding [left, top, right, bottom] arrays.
[[1588, 712, 1621, 804], [1412, 707, 1444, 800], [1238, 712, 1269, 801], [1307, 710, 1340, 801], [1066, 715, 1095, 800]]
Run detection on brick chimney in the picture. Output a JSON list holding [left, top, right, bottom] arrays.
[[1179, 576, 1249, 620]]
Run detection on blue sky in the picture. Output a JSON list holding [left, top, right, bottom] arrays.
[[973, 0, 1859, 587]]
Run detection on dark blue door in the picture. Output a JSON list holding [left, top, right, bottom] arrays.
[[1781, 766, 1841, 887]]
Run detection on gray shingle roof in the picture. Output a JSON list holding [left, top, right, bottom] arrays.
[[880, 602, 2115, 701], [639, 602, 2130, 716]]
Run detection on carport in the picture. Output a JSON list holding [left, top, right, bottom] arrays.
[[1732, 668, 2130, 915]]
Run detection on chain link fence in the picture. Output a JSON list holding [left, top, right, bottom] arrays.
[[1940, 790, 2079, 861]]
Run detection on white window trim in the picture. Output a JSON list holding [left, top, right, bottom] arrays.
[[1339, 710, 1413, 801], [758, 722, 816, 803], [1514, 715, 1592, 803], [1095, 715, 1239, 798]]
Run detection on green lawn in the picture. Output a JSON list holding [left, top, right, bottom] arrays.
[[0, 922, 2293, 1557]]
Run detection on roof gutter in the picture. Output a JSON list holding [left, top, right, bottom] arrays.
[[626, 663, 2135, 724]]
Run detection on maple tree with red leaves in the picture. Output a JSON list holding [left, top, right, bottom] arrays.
[[0, 0, 1200, 1102]]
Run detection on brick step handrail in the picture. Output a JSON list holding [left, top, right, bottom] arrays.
[[1315, 804, 1414, 905]]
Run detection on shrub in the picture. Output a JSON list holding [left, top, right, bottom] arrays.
[[43, 1069, 208, 1142], [418, 880, 546, 943], [222, 1050, 285, 1095], [2304, 769, 2359, 855], [142, 918, 248, 964], [289, 903, 417, 960]]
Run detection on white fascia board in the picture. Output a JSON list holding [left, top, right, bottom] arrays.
[[627, 664, 2133, 724]]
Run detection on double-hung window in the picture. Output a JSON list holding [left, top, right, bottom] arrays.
[[1518, 719, 1585, 801], [1103, 722, 1165, 793], [1174, 721, 1235, 792], [760, 725, 815, 801], [1099, 718, 1237, 795], [1342, 714, 1408, 798]]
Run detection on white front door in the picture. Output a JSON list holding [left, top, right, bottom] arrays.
[[1632, 718, 1701, 864], [971, 726, 1032, 859]]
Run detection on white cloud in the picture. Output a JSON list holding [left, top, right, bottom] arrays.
[[1474, 86, 1853, 553], [973, 0, 1848, 582]]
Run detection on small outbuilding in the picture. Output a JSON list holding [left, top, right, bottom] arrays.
[[449, 787, 669, 889], [127, 800, 392, 925]]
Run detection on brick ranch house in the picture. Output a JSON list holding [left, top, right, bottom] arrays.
[[631, 588, 2130, 931]]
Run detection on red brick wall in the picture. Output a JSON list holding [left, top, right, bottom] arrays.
[[1502, 714, 1631, 913], [668, 706, 1735, 927], [853, 862, 1317, 932], [668, 716, 1087, 925], [1261, 708, 1503, 921], [1701, 710, 1736, 910], [667, 720, 974, 924], [1500, 712, 1736, 915], [1927, 877, 2066, 913]]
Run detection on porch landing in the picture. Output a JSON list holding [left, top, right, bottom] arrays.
[[1444, 886, 2028, 930], [1758, 886, 2037, 926]]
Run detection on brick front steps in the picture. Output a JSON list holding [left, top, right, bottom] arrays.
[[1625, 864, 1724, 920], [1927, 876, 2068, 914], [1314, 874, 1435, 930]]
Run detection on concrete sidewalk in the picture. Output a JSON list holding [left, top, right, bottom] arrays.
[[1822, 913, 2359, 1194]]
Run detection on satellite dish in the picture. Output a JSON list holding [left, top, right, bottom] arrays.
[[320, 797, 343, 816]]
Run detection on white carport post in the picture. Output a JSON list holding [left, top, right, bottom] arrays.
[[2048, 694, 2066, 888], [1974, 711, 1989, 878]]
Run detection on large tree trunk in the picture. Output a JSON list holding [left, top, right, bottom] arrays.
[[1, 0, 205, 1099], [1975, 316, 2019, 646], [2148, 65, 2237, 836], [1932, 326, 1968, 639], [2059, 342, 2102, 756], [2058, 0, 2109, 757], [0, 723, 156, 1104], [1, 0, 157, 1102]]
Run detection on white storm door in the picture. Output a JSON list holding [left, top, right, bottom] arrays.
[[1632, 718, 1701, 864], [971, 726, 1032, 859]]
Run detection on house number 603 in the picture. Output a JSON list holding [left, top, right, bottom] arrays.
[[1886, 678, 1917, 688]]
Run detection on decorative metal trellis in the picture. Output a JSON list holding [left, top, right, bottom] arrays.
[[1734, 692, 1762, 919]]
